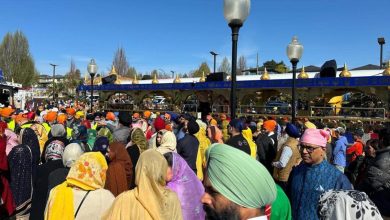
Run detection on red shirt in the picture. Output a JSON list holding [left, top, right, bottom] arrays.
[[346, 140, 364, 162]]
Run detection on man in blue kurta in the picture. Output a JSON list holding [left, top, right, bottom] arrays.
[[289, 128, 352, 220]]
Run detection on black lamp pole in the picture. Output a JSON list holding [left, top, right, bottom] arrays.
[[87, 59, 97, 113], [229, 23, 242, 119], [291, 59, 298, 122], [378, 37, 385, 69], [90, 73, 95, 112], [50, 63, 58, 103]]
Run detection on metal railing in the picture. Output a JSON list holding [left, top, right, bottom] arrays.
[[211, 105, 230, 114], [238, 105, 293, 115], [182, 104, 198, 113], [104, 102, 134, 111], [310, 106, 387, 119]]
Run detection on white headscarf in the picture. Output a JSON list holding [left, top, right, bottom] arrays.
[[156, 130, 177, 154], [62, 143, 84, 167]]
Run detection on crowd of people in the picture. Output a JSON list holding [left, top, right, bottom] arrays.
[[0, 103, 389, 219]]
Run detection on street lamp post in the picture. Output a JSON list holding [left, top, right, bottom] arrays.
[[49, 63, 58, 103], [210, 51, 218, 73], [223, 0, 250, 119], [378, 37, 385, 69], [87, 59, 98, 113], [287, 36, 303, 123]]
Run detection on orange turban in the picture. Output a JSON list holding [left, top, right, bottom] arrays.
[[0, 108, 15, 118], [143, 111, 151, 119], [106, 112, 116, 121], [66, 108, 76, 116], [57, 114, 67, 124], [263, 120, 277, 132], [133, 112, 140, 119], [165, 124, 172, 131], [15, 113, 28, 124], [164, 113, 171, 121], [45, 111, 58, 123]]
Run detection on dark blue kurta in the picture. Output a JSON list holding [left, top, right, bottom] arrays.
[[290, 160, 352, 220]]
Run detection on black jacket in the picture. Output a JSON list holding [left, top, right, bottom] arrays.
[[361, 146, 390, 216], [365, 147, 390, 192], [225, 134, 251, 155], [177, 134, 199, 174], [30, 160, 64, 220], [256, 133, 277, 174]]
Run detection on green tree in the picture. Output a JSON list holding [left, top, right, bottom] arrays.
[[238, 55, 247, 75], [113, 47, 129, 76], [193, 62, 210, 77], [218, 57, 231, 74], [275, 61, 289, 73], [263, 60, 278, 72], [0, 31, 38, 86], [263, 60, 289, 73]]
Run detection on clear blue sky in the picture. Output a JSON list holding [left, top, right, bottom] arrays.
[[1, 0, 389, 76]]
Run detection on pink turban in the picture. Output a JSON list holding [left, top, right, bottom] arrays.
[[300, 128, 329, 147]]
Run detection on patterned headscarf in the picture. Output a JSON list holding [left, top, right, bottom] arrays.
[[66, 152, 108, 190], [131, 128, 147, 153], [45, 140, 66, 162], [8, 144, 33, 216], [87, 129, 97, 150], [97, 127, 113, 143], [45, 152, 108, 220], [318, 190, 382, 220]]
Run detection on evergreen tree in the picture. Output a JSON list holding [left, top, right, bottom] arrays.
[[263, 60, 289, 73], [218, 57, 231, 74], [193, 62, 211, 77]]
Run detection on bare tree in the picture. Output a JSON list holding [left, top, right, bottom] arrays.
[[64, 59, 81, 97], [113, 47, 129, 76], [238, 55, 247, 75]]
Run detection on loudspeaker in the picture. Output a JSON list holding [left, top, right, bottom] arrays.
[[102, 74, 117, 84], [206, 72, 226, 82], [320, 60, 337, 78]]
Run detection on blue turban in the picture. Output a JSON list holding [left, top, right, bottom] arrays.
[[285, 123, 301, 138]]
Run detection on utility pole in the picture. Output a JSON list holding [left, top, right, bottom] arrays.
[[50, 63, 58, 104]]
